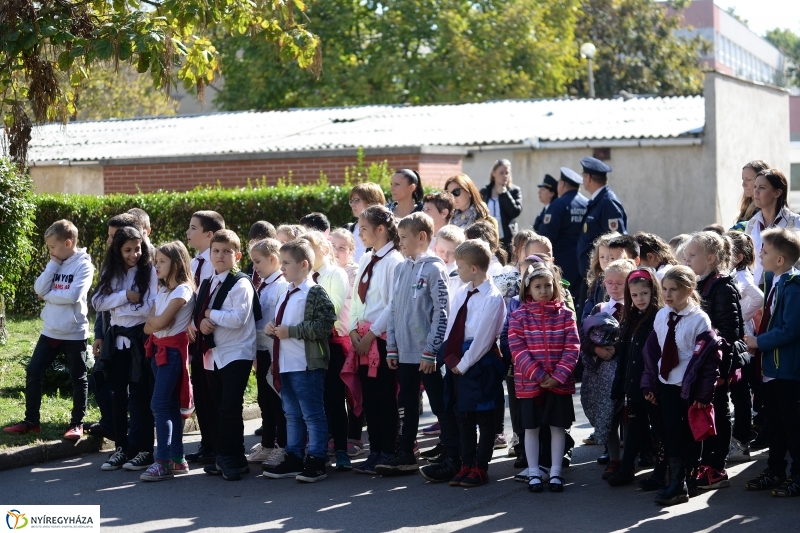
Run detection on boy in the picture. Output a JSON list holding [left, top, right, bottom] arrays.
[[127, 207, 154, 251], [378, 213, 450, 476], [245, 221, 277, 284], [106, 213, 141, 246], [192, 229, 259, 481], [422, 192, 455, 240], [608, 235, 640, 265], [744, 227, 800, 497], [263, 239, 336, 483], [420, 240, 506, 487], [185, 210, 225, 464], [434, 225, 465, 275], [299, 212, 331, 235], [4, 220, 95, 440]]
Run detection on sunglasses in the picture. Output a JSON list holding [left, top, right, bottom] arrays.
[[448, 187, 464, 197]]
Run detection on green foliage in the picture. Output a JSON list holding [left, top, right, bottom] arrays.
[[764, 28, 800, 88]]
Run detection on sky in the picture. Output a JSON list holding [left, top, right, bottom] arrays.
[[711, 0, 800, 37]]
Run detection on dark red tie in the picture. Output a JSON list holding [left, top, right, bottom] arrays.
[[258, 273, 284, 296], [443, 289, 479, 370], [312, 271, 320, 284], [272, 287, 300, 392], [196, 280, 218, 329], [357, 254, 383, 303], [193, 257, 206, 287], [660, 312, 683, 380], [613, 302, 623, 320], [252, 270, 262, 289]]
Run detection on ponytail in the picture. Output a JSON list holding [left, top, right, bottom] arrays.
[[360, 205, 400, 249]]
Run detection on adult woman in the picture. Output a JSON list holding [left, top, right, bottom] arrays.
[[480, 159, 523, 250], [387, 169, 424, 218], [732, 160, 769, 231], [445, 173, 495, 230], [745, 168, 800, 282], [347, 182, 386, 262]]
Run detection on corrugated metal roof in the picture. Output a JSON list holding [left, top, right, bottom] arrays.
[[27, 96, 705, 163]]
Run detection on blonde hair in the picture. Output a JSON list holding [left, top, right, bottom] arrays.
[[330, 228, 356, 254], [511, 229, 536, 264], [525, 234, 553, 255], [398, 212, 435, 242], [249, 237, 282, 260], [689, 231, 733, 272], [454, 239, 492, 271], [276, 224, 302, 240], [155, 241, 195, 291], [586, 232, 621, 289], [604, 258, 636, 279], [437, 225, 466, 246], [44, 219, 79, 243], [662, 265, 701, 306], [299, 230, 332, 265]]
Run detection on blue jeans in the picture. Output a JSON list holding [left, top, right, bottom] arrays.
[[281, 369, 328, 459], [150, 349, 184, 462]]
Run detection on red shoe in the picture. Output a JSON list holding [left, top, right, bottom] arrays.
[[63, 424, 83, 441], [602, 459, 621, 480], [449, 464, 473, 486], [3, 421, 41, 434], [695, 465, 710, 488], [698, 467, 730, 490], [461, 467, 489, 487]]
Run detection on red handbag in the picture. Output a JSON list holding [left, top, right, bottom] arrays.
[[688, 404, 716, 441]]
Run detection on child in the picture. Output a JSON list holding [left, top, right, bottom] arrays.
[[244, 221, 277, 284], [685, 231, 745, 491], [300, 212, 331, 234], [93, 226, 158, 472], [422, 191, 455, 240], [127, 208, 154, 252], [744, 228, 800, 497], [185, 210, 224, 465], [301, 231, 353, 471], [608, 235, 640, 264], [635, 232, 677, 280], [262, 239, 336, 483], [581, 232, 620, 323], [464, 219, 507, 277], [140, 241, 195, 481], [4, 220, 94, 440], [347, 183, 387, 262], [193, 229, 260, 481], [378, 213, 450, 476], [508, 262, 579, 492], [606, 268, 665, 487], [434, 225, 466, 276], [511, 230, 536, 265], [276, 224, 302, 244], [348, 206, 404, 474], [245, 238, 289, 468], [330, 228, 359, 288], [430, 240, 506, 487], [641, 266, 720, 506]]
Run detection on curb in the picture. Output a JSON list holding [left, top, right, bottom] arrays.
[[0, 404, 262, 472]]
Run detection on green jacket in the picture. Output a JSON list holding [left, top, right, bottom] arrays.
[[286, 284, 336, 371]]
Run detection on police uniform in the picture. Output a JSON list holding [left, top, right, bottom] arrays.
[[537, 167, 588, 290], [533, 174, 558, 233]]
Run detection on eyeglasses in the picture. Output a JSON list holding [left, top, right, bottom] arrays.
[[448, 187, 463, 197], [349, 198, 362, 205], [604, 281, 624, 288]]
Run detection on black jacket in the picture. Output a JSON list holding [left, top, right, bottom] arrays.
[[699, 272, 746, 377], [612, 309, 656, 402], [480, 185, 523, 244]]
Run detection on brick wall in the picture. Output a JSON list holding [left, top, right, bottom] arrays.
[[103, 153, 463, 193]]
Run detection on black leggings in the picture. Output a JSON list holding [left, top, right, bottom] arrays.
[[660, 384, 700, 469], [255, 350, 286, 448], [700, 383, 732, 471], [620, 400, 664, 472], [358, 339, 398, 455], [324, 343, 349, 451]]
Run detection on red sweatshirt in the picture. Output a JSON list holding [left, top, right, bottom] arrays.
[[145, 332, 193, 417]]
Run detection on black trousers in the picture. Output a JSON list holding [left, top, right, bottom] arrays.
[[457, 409, 495, 470], [208, 359, 252, 458], [397, 362, 453, 455], [764, 378, 800, 478], [127, 361, 155, 456], [730, 361, 758, 442], [255, 350, 286, 448], [700, 383, 732, 471], [324, 343, 349, 451], [358, 339, 398, 455], [25, 336, 88, 426], [620, 400, 663, 472], [347, 406, 365, 440], [190, 350, 219, 453], [110, 347, 132, 452], [660, 384, 700, 469]]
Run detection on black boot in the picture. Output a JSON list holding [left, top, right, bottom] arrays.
[[654, 458, 688, 506], [638, 453, 668, 491]]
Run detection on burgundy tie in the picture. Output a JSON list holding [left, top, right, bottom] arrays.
[[357, 254, 383, 303], [271, 287, 300, 392], [660, 312, 684, 380], [252, 270, 262, 289], [442, 288, 479, 370], [613, 302, 623, 320], [312, 271, 320, 284], [193, 257, 205, 287]]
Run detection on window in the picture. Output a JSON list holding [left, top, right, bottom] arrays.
[[791, 164, 800, 192]]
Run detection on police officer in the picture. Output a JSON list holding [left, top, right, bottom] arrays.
[[576, 157, 628, 319], [537, 167, 588, 291], [533, 174, 558, 233]]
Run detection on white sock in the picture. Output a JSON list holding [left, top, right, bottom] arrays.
[[525, 428, 541, 480], [549, 426, 566, 483]]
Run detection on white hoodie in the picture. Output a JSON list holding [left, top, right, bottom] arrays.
[[34, 248, 95, 341]]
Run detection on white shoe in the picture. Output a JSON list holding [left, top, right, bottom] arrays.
[[726, 437, 751, 462], [514, 468, 529, 482], [261, 446, 285, 467], [507, 433, 519, 457], [246, 443, 274, 464]]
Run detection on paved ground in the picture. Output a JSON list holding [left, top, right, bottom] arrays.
[[1, 386, 795, 533]]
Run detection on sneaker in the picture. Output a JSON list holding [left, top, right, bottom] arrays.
[[772, 477, 800, 498], [335, 450, 352, 472], [449, 464, 473, 486], [726, 437, 751, 463], [140, 462, 173, 482], [101, 447, 127, 471], [420, 458, 459, 483], [63, 423, 83, 441], [420, 443, 445, 461], [170, 459, 190, 475], [353, 451, 381, 475], [602, 459, 621, 480], [296, 455, 328, 483], [422, 422, 441, 436], [254, 426, 263, 437], [3, 420, 41, 435], [87, 423, 114, 440], [493, 434, 508, 449], [375, 450, 419, 476], [695, 465, 710, 488], [507, 433, 519, 457], [346, 439, 365, 458], [261, 446, 285, 467], [246, 443, 274, 464], [263, 452, 304, 479], [186, 445, 216, 464], [607, 469, 636, 486], [514, 468, 529, 482], [597, 448, 610, 465], [327, 439, 335, 457], [208, 455, 249, 481], [745, 469, 786, 491], [582, 433, 597, 445], [413, 441, 420, 458], [123, 452, 154, 471], [698, 467, 730, 490], [461, 466, 489, 487]]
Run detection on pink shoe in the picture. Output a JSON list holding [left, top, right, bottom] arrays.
[[63, 424, 83, 441]]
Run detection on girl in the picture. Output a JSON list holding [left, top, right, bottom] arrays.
[[94, 227, 158, 472], [444, 174, 494, 230], [641, 266, 719, 506], [607, 268, 666, 488], [732, 160, 769, 230], [347, 183, 387, 262], [480, 159, 523, 250], [387, 169, 424, 218], [511, 230, 537, 267], [635, 232, 677, 280], [330, 227, 359, 289], [685, 231, 744, 491], [581, 258, 636, 478], [348, 205, 404, 474], [276, 224, 301, 244], [140, 241, 195, 481], [581, 232, 620, 323], [507, 262, 579, 493]]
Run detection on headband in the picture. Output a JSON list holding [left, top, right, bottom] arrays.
[[397, 169, 420, 185], [525, 254, 545, 264], [628, 270, 652, 283], [523, 263, 554, 289]]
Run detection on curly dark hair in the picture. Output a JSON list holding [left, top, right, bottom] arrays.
[[96, 226, 152, 309]]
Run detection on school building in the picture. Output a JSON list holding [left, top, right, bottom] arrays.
[[27, 71, 788, 240]]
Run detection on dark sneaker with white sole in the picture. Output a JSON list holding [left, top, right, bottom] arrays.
[[263, 452, 304, 479], [296, 455, 328, 483], [375, 451, 419, 476]]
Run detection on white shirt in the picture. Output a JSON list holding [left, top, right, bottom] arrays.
[[656, 264, 672, 281], [734, 268, 764, 334], [92, 265, 158, 349], [349, 241, 404, 336], [353, 224, 366, 263], [487, 198, 504, 239], [600, 297, 621, 315], [655, 303, 712, 386], [190, 248, 214, 294], [315, 262, 351, 337], [445, 278, 506, 374], [590, 185, 608, 201], [255, 270, 289, 351], [153, 284, 195, 338], [487, 256, 504, 278], [745, 207, 800, 283], [275, 278, 314, 373], [203, 270, 257, 370]]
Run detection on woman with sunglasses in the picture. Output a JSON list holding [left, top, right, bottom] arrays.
[[480, 160, 523, 251], [387, 169, 424, 219], [445, 174, 495, 230], [346, 183, 386, 262]]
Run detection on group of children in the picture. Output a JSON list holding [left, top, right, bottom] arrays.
[[5, 166, 800, 504]]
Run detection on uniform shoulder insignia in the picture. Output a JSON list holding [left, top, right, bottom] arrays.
[[609, 219, 619, 231], [543, 214, 552, 224]]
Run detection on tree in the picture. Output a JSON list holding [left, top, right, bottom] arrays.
[[765, 28, 800, 88], [0, 0, 321, 170], [214, 0, 580, 110], [571, 0, 709, 98]]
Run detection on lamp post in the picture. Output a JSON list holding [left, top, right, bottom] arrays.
[[580, 42, 596, 98]]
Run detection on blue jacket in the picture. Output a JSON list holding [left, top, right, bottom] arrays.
[[758, 272, 800, 381], [441, 339, 505, 412], [537, 189, 589, 289], [577, 187, 628, 280]]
